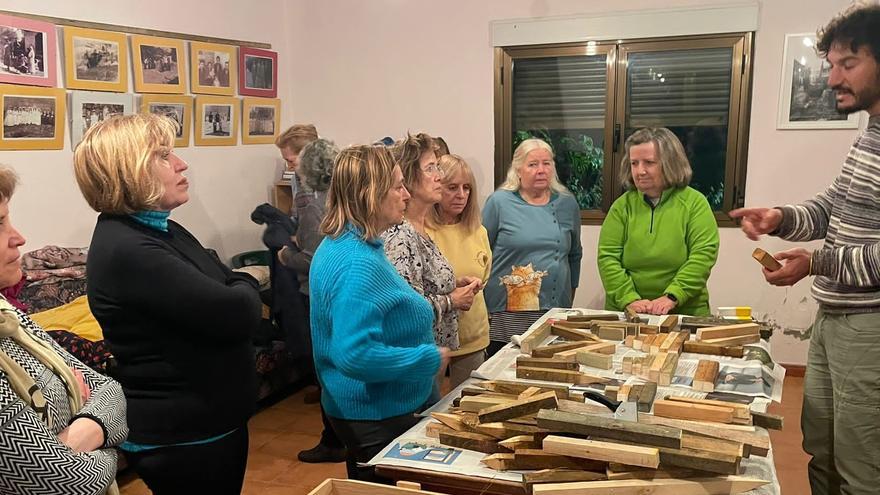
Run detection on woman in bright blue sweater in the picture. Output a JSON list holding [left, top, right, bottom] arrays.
[[310, 144, 449, 483]]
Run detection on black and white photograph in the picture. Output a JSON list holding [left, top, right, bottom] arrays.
[[0, 25, 46, 77], [198, 50, 231, 88], [202, 104, 232, 136], [73, 36, 120, 83], [139, 45, 179, 84], [149, 103, 185, 138], [244, 54, 273, 90], [777, 33, 861, 129], [714, 365, 772, 396], [69, 91, 132, 146], [247, 105, 275, 136], [2, 95, 56, 139]]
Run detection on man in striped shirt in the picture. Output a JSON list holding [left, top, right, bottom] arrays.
[[730, 5, 880, 494]]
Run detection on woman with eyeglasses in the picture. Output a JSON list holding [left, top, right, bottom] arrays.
[[383, 134, 481, 387]]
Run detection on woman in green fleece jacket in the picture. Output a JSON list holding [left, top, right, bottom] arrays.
[[598, 127, 719, 316]]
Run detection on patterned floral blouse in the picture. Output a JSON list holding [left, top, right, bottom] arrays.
[[382, 220, 459, 350]]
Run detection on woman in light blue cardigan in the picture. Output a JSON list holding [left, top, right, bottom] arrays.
[[309, 144, 449, 483], [482, 138, 583, 355]]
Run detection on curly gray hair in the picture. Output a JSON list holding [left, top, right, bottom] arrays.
[[299, 138, 339, 192]]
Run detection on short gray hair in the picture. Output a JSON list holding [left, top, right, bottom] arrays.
[[619, 127, 692, 190], [299, 138, 339, 192]]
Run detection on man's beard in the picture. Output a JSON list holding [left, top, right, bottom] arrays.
[[834, 73, 880, 114]]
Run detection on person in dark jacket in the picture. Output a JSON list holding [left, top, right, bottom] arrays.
[[73, 114, 262, 495]]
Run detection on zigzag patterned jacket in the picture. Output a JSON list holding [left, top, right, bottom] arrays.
[[0, 308, 128, 495]]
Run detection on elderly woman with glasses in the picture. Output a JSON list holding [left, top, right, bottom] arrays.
[[383, 133, 481, 371]]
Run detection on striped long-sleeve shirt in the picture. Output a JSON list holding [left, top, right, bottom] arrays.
[[773, 115, 880, 313]]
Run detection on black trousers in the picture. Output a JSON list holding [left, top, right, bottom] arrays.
[[302, 294, 344, 449], [125, 426, 249, 495], [327, 412, 421, 483]]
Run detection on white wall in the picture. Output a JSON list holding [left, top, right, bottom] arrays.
[[1, 0, 291, 260], [286, 0, 860, 365]]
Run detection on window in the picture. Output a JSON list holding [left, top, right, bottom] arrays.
[[494, 33, 754, 225]]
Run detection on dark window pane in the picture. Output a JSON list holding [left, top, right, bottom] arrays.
[[512, 55, 607, 210], [625, 47, 732, 210]]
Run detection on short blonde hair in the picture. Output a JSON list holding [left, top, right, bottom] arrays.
[[392, 132, 437, 192], [275, 123, 318, 153], [619, 127, 692, 190], [0, 166, 18, 203], [428, 154, 481, 231], [499, 138, 570, 195], [74, 113, 177, 214], [321, 145, 399, 240]]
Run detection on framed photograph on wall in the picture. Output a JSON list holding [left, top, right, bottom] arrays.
[[190, 42, 236, 96], [141, 94, 192, 147], [242, 97, 280, 144], [63, 27, 128, 92], [0, 14, 57, 87], [239, 47, 277, 98], [0, 84, 65, 150], [130, 35, 185, 94], [194, 95, 238, 146], [69, 91, 134, 147], [777, 33, 860, 129]]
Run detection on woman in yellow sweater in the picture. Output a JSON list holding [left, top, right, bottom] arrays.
[[427, 154, 492, 387]]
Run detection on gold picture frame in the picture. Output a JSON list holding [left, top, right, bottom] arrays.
[[63, 26, 128, 92], [130, 35, 186, 94], [140, 94, 193, 148], [241, 97, 280, 144], [190, 41, 237, 96], [194, 95, 238, 146], [0, 84, 66, 150]]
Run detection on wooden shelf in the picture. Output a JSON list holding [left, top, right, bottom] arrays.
[[272, 181, 293, 214]]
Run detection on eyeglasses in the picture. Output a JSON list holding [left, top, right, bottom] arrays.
[[422, 164, 445, 177]]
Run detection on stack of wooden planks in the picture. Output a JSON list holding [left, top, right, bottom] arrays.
[[622, 352, 680, 386], [423, 381, 772, 494], [696, 323, 760, 347], [623, 330, 689, 354]]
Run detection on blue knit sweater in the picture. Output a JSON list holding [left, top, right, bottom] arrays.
[[309, 224, 440, 420]]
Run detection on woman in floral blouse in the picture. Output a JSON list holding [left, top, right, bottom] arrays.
[[383, 134, 481, 371]]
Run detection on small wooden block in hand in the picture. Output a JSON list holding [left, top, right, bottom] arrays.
[[752, 247, 782, 271]]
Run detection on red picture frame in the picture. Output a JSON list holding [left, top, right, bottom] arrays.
[[0, 14, 58, 87], [238, 46, 277, 98]]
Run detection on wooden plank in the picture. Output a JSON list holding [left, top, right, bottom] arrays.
[[514, 449, 607, 471], [556, 399, 609, 416], [682, 341, 745, 358], [593, 326, 626, 341], [439, 430, 509, 454], [517, 357, 579, 371], [696, 323, 760, 341], [752, 411, 784, 430], [566, 313, 620, 322], [521, 320, 553, 354], [536, 409, 682, 449], [649, 352, 667, 382], [658, 315, 679, 333], [522, 469, 606, 493], [543, 435, 660, 469], [516, 366, 608, 386], [550, 324, 597, 342], [681, 431, 746, 457], [752, 247, 782, 271], [479, 379, 570, 399], [425, 422, 457, 439], [498, 435, 539, 450], [479, 391, 558, 424], [656, 446, 741, 474], [653, 399, 735, 424], [639, 413, 770, 456], [605, 463, 700, 480], [475, 422, 546, 439], [636, 382, 658, 413], [532, 476, 769, 495], [459, 386, 493, 397], [575, 351, 612, 370], [665, 396, 751, 421], [624, 306, 643, 323], [519, 387, 544, 399], [659, 353, 679, 386], [430, 412, 472, 432], [458, 395, 513, 413], [532, 341, 596, 358], [701, 333, 761, 346], [552, 344, 604, 361]]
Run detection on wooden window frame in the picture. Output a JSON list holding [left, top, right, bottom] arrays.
[[494, 33, 754, 226]]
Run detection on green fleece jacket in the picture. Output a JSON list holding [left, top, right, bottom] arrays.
[[597, 186, 719, 316]]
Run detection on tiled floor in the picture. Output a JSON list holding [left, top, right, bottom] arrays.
[[120, 378, 810, 494]]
